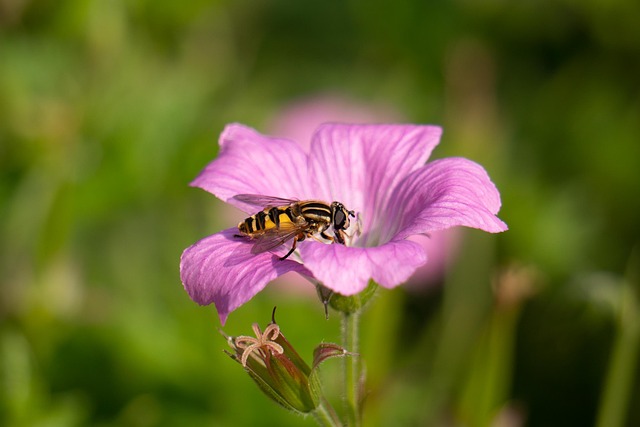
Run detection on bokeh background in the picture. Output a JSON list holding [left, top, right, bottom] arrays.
[[2, 1, 640, 426]]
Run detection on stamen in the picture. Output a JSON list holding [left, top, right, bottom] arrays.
[[234, 322, 284, 367]]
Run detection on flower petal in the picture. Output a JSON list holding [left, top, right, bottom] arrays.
[[299, 239, 427, 295], [308, 124, 442, 233], [386, 157, 508, 242], [190, 124, 310, 212], [180, 228, 311, 324]]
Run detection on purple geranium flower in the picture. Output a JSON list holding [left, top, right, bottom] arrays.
[[180, 123, 507, 324]]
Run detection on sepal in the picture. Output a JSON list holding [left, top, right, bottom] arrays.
[[312, 343, 351, 370], [318, 280, 378, 314]]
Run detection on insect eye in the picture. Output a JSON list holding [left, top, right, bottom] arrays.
[[333, 210, 347, 229]]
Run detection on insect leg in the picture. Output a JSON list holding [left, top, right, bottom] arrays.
[[279, 233, 305, 261], [319, 231, 336, 243], [334, 230, 346, 245]]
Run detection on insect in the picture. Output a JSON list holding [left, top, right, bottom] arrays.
[[233, 194, 357, 261]]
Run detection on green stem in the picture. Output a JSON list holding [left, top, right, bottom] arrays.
[[595, 271, 640, 427], [342, 311, 361, 427], [312, 397, 342, 427]]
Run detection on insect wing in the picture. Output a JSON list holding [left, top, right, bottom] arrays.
[[232, 194, 299, 209], [250, 221, 304, 254]]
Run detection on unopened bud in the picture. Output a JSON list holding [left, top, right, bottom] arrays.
[[223, 318, 319, 413]]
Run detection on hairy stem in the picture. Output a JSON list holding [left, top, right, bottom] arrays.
[[342, 311, 361, 426]]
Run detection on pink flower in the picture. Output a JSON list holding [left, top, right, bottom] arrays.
[[180, 123, 507, 324]]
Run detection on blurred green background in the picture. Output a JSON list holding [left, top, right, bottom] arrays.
[[2, 0, 640, 426]]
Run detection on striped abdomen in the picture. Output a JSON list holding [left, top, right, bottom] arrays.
[[238, 206, 299, 235]]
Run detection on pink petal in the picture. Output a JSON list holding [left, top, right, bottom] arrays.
[[299, 239, 427, 295], [308, 124, 442, 232], [180, 228, 310, 324], [387, 157, 508, 242], [190, 124, 310, 211]]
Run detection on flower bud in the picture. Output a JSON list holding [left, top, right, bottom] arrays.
[[223, 319, 323, 413]]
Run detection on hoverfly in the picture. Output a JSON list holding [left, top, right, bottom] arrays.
[[233, 194, 357, 260]]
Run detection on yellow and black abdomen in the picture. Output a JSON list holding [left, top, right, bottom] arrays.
[[237, 206, 298, 236]]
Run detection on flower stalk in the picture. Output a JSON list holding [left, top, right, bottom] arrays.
[[342, 311, 361, 427]]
